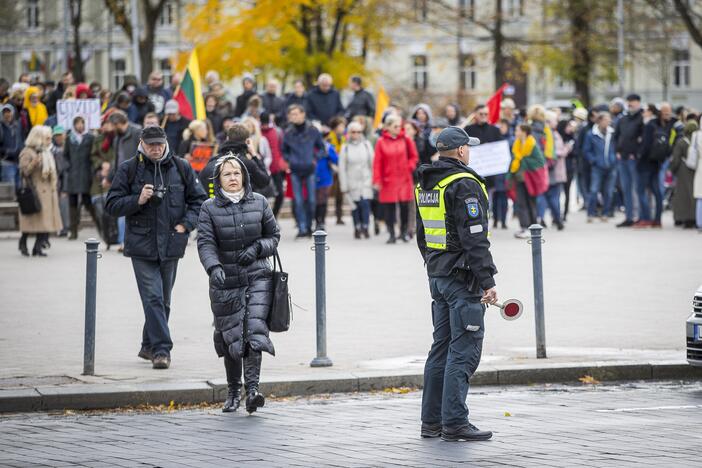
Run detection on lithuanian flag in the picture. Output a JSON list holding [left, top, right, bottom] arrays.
[[173, 49, 206, 121]]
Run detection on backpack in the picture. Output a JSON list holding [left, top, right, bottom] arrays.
[[649, 124, 673, 163], [126, 153, 190, 186], [685, 131, 699, 171]]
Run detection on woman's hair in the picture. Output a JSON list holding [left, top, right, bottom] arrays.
[[527, 104, 546, 123], [329, 116, 347, 130], [25, 125, 51, 149], [73, 115, 85, 127], [384, 114, 402, 129], [183, 119, 210, 142], [518, 123, 532, 135], [347, 121, 363, 133], [214, 153, 244, 181], [242, 116, 262, 150]]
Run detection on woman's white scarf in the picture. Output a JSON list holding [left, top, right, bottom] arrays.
[[222, 188, 245, 204], [41, 146, 56, 179]]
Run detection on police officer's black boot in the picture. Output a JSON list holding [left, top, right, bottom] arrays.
[[244, 350, 264, 414], [441, 423, 493, 442]]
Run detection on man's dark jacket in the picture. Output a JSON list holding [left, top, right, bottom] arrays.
[[416, 157, 497, 293], [305, 86, 344, 125], [198, 140, 271, 197], [464, 122, 504, 187], [261, 92, 286, 125], [234, 90, 257, 117], [640, 117, 682, 164], [345, 88, 375, 120], [613, 109, 644, 157], [282, 122, 326, 176], [105, 146, 207, 261], [0, 105, 23, 163]]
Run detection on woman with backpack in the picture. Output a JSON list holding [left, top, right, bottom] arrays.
[[670, 120, 698, 228]]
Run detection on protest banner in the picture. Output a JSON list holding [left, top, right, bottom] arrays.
[[56, 99, 101, 130], [189, 142, 215, 172], [468, 140, 511, 177]]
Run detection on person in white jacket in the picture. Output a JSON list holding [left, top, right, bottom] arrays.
[[338, 121, 374, 238]]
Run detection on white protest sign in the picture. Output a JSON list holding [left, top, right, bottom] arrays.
[[468, 139, 511, 177], [56, 99, 101, 130]]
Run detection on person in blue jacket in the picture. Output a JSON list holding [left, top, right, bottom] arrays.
[[582, 112, 617, 221], [315, 138, 339, 231]]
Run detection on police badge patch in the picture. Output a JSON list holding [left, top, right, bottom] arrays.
[[465, 197, 480, 218]]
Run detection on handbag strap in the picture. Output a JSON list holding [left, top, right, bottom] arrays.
[[272, 248, 283, 272]]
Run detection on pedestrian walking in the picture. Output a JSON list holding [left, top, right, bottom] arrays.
[[670, 121, 698, 228], [63, 115, 97, 239], [583, 112, 617, 222], [372, 115, 418, 243], [18, 125, 62, 257], [314, 139, 339, 232], [543, 111, 566, 230], [339, 121, 374, 239], [282, 104, 327, 238], [415, 126, 497, 442], [196, 154, 280, 414], [510, 124, 546, 239], [261, 79, 286, 126], [326, 116, 347, 225], [636, 102, 680, 228], [234, 74, 258, 118], [105, 126, 206, 369], [613, 94, 644, 227]]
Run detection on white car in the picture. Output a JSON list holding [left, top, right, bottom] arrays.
[[686, 285, 702, 366]]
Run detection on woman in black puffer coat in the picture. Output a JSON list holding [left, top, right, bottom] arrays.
[[197, 153, 280, 414]]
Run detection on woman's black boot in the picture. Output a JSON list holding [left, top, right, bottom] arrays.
[[32, 234, 47, 257], [222, 384, 241, 413], [245, 389, 265, 414], [244, 351, 264, 414], [19, 234, 29, 257]]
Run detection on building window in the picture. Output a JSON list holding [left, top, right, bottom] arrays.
[[503, 0, 524, 18], [414, 0, 428, 22], [412, 55, 428, 90], [159, 1, 174, 27], [459, 54, 476, 90], [459, 0, 475, 20], [27, 0, 40, 28], [158, 58, 172, 86], [672, 48, 690, 88], [113, 59, 126, 90]]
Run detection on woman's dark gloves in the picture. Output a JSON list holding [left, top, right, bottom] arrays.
[[209, 266, 226, 287], [237, 242, 260, 266]]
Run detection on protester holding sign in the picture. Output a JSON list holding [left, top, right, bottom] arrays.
[[178, 119, 216, 172]]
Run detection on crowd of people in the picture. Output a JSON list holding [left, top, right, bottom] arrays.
[[2, 68, 702, 257]]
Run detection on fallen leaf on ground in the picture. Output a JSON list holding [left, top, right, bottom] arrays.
[[579, 375, 601, 385]]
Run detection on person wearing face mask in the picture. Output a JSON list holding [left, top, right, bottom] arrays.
[[106, 126, 207, 369], [415, 126, 498, 442], [197, 154, 280, 414]]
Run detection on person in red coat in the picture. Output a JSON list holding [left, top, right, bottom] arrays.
[[373, 115, 419, 243], [260, 111, 287, 217]]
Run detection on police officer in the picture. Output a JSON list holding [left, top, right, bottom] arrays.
[[415, 126, 498, 441], [106, 126, 207, 369]]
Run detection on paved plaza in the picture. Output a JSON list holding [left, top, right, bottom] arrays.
[[1, 381, 702, 467], [1, 209, 701, 385]]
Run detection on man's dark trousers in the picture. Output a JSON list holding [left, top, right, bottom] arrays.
[[421, 275, 485, 427], [132, 257, 179, 357]]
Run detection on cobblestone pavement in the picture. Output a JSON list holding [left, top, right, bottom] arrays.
[[1, 381, 701, 467]]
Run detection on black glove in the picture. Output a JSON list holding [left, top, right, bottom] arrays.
[[237, 243, 259, 266], [209, 266, 226, 288]]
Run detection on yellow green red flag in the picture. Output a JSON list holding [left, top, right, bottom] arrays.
[[173, 49, 206, 121]]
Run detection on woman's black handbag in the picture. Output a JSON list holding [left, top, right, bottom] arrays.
[[268, 249, 292, 333], [17, 177, 41, 215]]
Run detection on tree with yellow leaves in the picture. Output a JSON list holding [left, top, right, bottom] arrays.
[[181, 0, 400, 87]]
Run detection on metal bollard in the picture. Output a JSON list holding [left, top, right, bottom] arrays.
[[528, 224, 547, 359], [310, 230, 333, 367], [83, 238, 100, 375]]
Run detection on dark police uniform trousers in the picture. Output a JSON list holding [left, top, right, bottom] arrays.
[[415, 158, 496, 427]]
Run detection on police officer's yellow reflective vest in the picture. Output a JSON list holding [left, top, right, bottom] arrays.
[[415, 172, 489, 250]]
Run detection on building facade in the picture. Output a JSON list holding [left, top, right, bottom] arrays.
[[0, 0, 187, 89]]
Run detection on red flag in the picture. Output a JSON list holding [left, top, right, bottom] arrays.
[[486, 83, 508, 125]]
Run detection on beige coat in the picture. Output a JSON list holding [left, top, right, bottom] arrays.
[[19, 146, 63, 233]]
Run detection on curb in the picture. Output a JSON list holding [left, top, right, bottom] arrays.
[[2, 361, 701, 413]]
